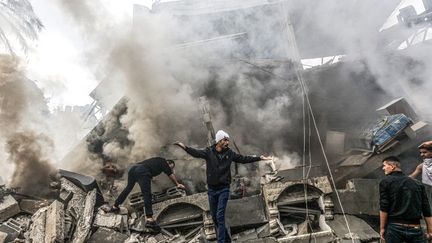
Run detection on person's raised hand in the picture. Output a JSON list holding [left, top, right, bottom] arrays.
[[173, 141, 186, 150], [260, 155, 273, 160]]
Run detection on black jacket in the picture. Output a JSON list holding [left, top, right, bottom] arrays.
[[135, 157, 173, 177], [379, 171, 432, 224], [185, 145, 261, 188]]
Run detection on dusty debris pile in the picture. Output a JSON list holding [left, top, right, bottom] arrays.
[[0, 168, 384, 243], [0, 170, 198, 243]]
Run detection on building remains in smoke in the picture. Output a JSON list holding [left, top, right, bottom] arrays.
[[2, 0, 432, 242]]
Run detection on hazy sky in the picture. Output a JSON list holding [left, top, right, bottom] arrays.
[[25, 0, 153, 108], [22, 0, 424, 109]]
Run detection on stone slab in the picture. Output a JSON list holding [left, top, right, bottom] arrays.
[[87, 227, 128, 243], [0, 195, 20, 222], [45, 200, 65, 243]]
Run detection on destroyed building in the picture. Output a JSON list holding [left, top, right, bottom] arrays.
[[2, 0, 432, 242]]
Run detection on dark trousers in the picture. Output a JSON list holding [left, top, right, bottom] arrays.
[[385, 223, 425, 243], [114, 165, 153, 216], [208, 186, 231, 243]]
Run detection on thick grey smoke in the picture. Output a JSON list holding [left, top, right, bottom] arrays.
[[0, 55, 56, 193], [55, 0, 432, 190], [6, 131, 55, 197]]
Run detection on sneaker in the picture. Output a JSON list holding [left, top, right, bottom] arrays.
[[145, 220, 159, 227], [145, 220, 161, 233]]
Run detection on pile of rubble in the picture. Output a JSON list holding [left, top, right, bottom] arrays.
[[0, 170, 196, 243], [1, 166, 384, 243]]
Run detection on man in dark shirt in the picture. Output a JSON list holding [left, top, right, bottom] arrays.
[[104, 157, 185, 227], [379, 156, 432, 242], [175, 130, 271, 243]]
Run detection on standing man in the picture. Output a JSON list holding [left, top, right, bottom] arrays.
[[103, 157, 185, 228], [174, 130, 272, 243], [409, 141, 432, 204], [379, 156, 432, 242]]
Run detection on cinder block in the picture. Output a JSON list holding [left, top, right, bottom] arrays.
[[0, 218, 23, 242]]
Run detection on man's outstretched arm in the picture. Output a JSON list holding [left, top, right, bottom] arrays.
[[232, 151, 272, 164], [174, 141, 207, 159], [168, 174, 185, 189]]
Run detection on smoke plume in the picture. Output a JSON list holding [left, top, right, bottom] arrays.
[[6, 131, 55, 197], [53, 0, 432, 190]]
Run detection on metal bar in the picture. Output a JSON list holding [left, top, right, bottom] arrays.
[[184, 226, 202, 239], [159, 213, 202, 226], [278, 206, 321, 215], [277, 196, 320, 206], [160, 228, 174, 238]]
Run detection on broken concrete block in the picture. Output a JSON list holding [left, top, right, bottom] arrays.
[[335, 179, 380, 216], [327, 215, 379, 242], [0, 232, 7, 243], [28, 207, 48, 243], [87, 227, 128, 243], [405, 121, 428, 139], [0, 218, 24, 242], [60, 178, 86, 217], [19, 199, 50, 214], [59, 170, 104, 207], [226, 195, 267, 227], [72, 189, 96, 243], [0, 195, 20, 222], [377, 97, 418, 121], [64, 212, 76, 241], [232, 229, 258, 242], [128, 192, 144, 212], [59, 190, 73, 204], [45, 200, 64, 243], [125, 233, 140, 243], [93, 211, 124, 230]]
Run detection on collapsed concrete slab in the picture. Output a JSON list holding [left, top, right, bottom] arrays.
[[327, 215, 380, 242], [45, 200, 65, 243], [72, 189, 96, 243], [28, 207, 48, 243], [93, 211, 125, 231], [19, 199, 51, 215], [59, 170, 104, 207], [0, 195, 20, 222], [226, 195, 268, 228], [335, 179, 380, 216], [60, 178, 86, 217], [87, 227, 129, 243], [262, 176, 333, 237]]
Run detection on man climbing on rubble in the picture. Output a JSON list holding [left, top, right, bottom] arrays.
[[380, 156, 432, 242], [102, 157, 185, 229], [174, 130, 272, 243], [409, 141, 432, 203]]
